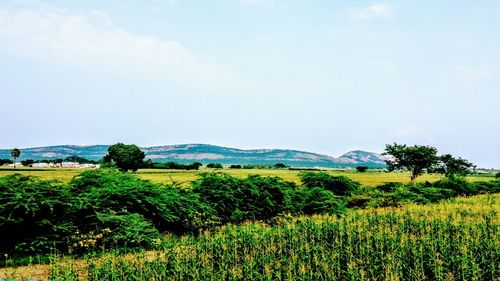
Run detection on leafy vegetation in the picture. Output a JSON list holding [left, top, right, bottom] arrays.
[[41, 194, 499, 281], [355, 165, 368, 172], [103, 143, 145, 172], [1, 167, 498, 259]]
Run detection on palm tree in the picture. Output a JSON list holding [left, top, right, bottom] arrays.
[[11, 148, 20, 169]]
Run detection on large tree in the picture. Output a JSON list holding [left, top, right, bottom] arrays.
[[11, 148, 20, 169], [103, 143, 145, 172], [434, 154, 475, 178], [383, 143, 439, 182]]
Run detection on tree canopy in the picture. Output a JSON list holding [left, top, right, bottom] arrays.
[[383, 143, 440, 182], [434, 154, 475, 178], [103, 143, 145, 172]]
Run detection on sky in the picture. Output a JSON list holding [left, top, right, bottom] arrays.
[[0, 0, 499, 168]]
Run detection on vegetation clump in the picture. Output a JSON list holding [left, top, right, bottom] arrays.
[[299, 171, 360, 196]]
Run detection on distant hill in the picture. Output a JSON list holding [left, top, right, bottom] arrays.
[[0, 144, 387, 168]]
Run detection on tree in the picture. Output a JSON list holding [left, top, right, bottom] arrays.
[[434, 154, 475, 178], [21, 159, 35, 167], [206, 163, 223, 169], [356, 166, 369, 172], [383, 143, 439, 182], [0, 159, 13, 166], [11, 148, 20, 169], [103, 143, 145, 172], [274, 163, 288, 169]]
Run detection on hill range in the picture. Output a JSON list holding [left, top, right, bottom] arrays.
[[0, 144, 387, 168]]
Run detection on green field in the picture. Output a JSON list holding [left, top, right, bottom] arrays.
[[0, 167, 494, 187], [1, 193, 498, 280]]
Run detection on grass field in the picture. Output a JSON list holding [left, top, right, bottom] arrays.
[[1, 193, 498, 280], [0, 167, 495, 187]]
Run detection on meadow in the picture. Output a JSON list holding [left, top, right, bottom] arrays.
[[0, 167, 494, 187], [1, 193, 498, 280]]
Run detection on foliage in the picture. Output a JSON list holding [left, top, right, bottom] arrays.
[[21, 159, 35, 167], [433, 177, 477, 196], [49, 195, 500, 281], [103, 143, 145, 172], [496, 172, 500, 178], [0, 168, 498, 258], [375, 182, 404, 193], [229, 164, 242, 169], [0, 158, 13, 165], [192, 173, 294, 223], [0, 174, 73, 254], [10, 148, 20, 164], [206, 163, 223, 169], [148, 161, 202, 170], [473, 179, 500, 194], [355, 166, 368, 172], [433, 154, 475, 178], [299, 172, 360, 196], [284, 187, 346, 215], [383, 143, 440, 182], [274, 163, 288, 169], [64, 155, 98, 164]]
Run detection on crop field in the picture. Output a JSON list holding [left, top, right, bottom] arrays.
[[0, 167, 494, 187], [1, 193, 498, 280]]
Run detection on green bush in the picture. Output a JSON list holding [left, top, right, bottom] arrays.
[[409, 185, 455, 202], [284, 188, 346, 215], [192, 173, 295, 223], [206, 163, 223, 169], [0, 174, 74, 254], [375, 182, 404, 193], [346, 195, 371, 208], [473, 180, 500, 194], [299, 172, 360, 196], [71, 170, 214, 234], [433, 177, 477, 196]]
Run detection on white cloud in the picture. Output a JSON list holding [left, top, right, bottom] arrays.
[[0, 6, 237, 89], [456, 66, 493, 79], [351, 4, 392, 21], [151, 0, 178, 7]]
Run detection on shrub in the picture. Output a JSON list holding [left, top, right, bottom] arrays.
[[346, 195, 371, 208], [496, 172, 500, 178], [192, 173, 294, 223], [284, 188, 346, 215], [229, 165, 242, 169], [473, 180, 500, 194], [0, 174, 74, 254], [356, 166, 369, 172], [409, 185, 455, 202], [299, 172, 360, 196], [71, 170, 214, 235], [375, 182, 404, 193], [206, 163, 223, 169], [433, 177, 477, 196], [274, 163, 288, 169]]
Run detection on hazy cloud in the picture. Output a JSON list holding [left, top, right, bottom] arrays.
[[351, 4, 392, 20], [151, 0, 178, 7], [456, 66, 493, 79], [0, 6, 237, 88]]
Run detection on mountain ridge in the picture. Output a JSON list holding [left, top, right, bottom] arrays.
[[0, 144, 387, 168]]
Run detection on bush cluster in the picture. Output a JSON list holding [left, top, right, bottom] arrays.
[[146, 161, 202, 170], [1, 169, 498, 256]]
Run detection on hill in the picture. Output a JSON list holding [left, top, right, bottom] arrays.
[[0, 144, 387, 168]]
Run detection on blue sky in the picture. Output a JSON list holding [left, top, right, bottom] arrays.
[[0, 0, 499, 167]]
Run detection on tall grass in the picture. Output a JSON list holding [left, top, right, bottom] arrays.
[[48, 194, 499, 281]]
